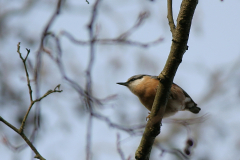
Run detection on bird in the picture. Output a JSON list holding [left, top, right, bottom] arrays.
[[117, 74, 201, 118]]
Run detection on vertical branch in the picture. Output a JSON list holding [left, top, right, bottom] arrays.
[[135, 0, 198, 160], [85, 0, 101, 160], [85, 111, 93, 160], [86, 0, 101, 96], [35, 0, 62, 86]]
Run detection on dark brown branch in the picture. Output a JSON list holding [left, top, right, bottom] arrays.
[[135, 0, 198, 160], [167, 0, 176, 34]]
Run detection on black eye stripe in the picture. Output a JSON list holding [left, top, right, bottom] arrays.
[[127, 74, 148, 83]]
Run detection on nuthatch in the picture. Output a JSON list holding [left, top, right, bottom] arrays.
[[117, 74, 201, 118]]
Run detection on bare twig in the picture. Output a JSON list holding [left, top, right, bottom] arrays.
[[0, 42, 63, 160], [0, 117, 19, 134], [167, 0, 176, 34], [17, 42, 33, 102], [117, 11, 150, 40], [0, 116, 46, 160], [92, 112, 145, 135], [19, 85, 62, 133], [154, 143, 189, 160], [17, 43, 63, 134], [116, 133, 125, 160], [60, 30, 163, 48], [1, 134, 27, 152]]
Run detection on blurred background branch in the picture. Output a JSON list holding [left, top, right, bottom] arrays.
[[0, 0, 240, 160]]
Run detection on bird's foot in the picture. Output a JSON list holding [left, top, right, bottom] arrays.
[[146, 112, 151, 121]]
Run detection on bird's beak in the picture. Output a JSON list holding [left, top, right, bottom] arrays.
[[116, 82, 128, 86]]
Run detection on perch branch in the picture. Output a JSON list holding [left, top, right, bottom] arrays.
[[135, 0, 198, 159]]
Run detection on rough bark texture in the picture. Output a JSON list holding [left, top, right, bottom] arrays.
[[135, 0, 198, 159]]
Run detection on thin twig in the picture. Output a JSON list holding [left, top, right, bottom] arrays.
[[1, 134, 27, 152], [86, 111, 93, 160], [117, 11, 150, 40], [116, 133, 125, 160], [0, 116, 46, 160], [155, 143, 189, 160], [167, 0, 176, 34], [19, 85, 62, 133], [17, 43, 62, 134], [92, 112, 145, 135], [0, 117, 19, 133], [60, 30, 163, 48], [96, 38, 163, 47], [0, 42, 63, 160], [17, 42, 33, 102]]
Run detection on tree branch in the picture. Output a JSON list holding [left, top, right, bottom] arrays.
[[60, 30, 163, 48], [135, 0, 198, 159], [0, 42, 63, 160], [116, 133, 126, 160], [17, 42, 33, 102], [85, 0, 101, 160], [0, 116, 46, 160], [167, 0, 176, 34]]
